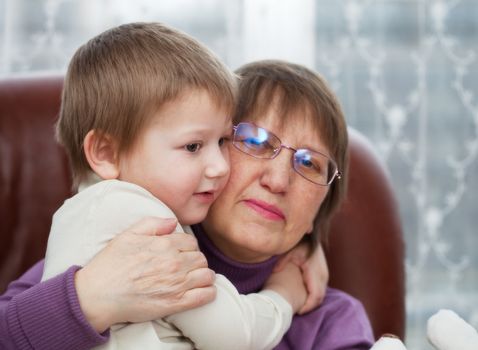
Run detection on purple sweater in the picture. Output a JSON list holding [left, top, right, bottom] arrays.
[[194, 225, 374, 350], [1, 226, 374, 349]]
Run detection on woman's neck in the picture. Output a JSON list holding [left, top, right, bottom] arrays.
[[192, 224, 278, 294]]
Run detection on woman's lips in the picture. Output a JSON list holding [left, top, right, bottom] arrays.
[[244, 199, 285, 221]]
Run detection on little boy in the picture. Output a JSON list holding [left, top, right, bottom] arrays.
[[41, 22, 305, 349]]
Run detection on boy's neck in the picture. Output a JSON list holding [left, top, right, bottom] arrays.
[[77, 172, 103, 192]]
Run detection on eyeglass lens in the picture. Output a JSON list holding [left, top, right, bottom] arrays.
[[233, 123, 338, 185]]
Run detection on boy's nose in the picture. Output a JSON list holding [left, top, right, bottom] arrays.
[[205, 148, 230, 179]]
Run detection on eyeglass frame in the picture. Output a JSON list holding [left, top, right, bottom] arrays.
[[231, 122, 342, 186]]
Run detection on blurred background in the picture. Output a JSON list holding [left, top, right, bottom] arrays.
[[1, 0, 477, 348]]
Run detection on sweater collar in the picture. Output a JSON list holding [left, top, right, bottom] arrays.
[[192, 224, 278, 294]]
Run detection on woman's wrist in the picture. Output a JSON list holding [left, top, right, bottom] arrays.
[[74, 268, 112, 333]]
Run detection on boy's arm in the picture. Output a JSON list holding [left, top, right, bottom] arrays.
[[274, 242, 329, 313], [263, 262, 307, 315], [42, 181, 184, 281], [167, 273, 294, 350], [44, 181, 291, 350]]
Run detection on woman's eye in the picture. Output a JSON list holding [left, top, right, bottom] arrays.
[[295, 152, 323, 173], [185, 143, 201, 152], [244, 137, 267, 149], [300, 158, 314, 168]]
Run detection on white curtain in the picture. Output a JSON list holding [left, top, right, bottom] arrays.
[[1, 0, 477, 348]]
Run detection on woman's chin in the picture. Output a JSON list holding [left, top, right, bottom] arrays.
[[229, 228, 279, 261]]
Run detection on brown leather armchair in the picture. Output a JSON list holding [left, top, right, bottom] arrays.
[[0, 76, 405, 340]]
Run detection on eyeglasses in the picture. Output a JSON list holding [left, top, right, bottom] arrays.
[[232, 122, 341, 186]]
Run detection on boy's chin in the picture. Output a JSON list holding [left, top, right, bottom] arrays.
[[177, 210, 209, 226]]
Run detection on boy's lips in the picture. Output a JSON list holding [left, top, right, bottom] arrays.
[[243, 199, 285, 221], [193, 190, 216, 204]]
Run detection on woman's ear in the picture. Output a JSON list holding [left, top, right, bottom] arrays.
[[83, 130, 120, 180]]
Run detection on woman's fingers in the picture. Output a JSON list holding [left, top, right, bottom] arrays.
[[126, 216, 178, 236], [163, 233, 200, 253], [75, 218, 215, 332], [161, 269, 217, 314], [184, 267, 216, 289], [174, 250, 209, 271], [173, 285, 217, 312]]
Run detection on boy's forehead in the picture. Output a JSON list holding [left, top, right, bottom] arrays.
[[176, 87, 233, 111], [148, 89, 232, 129], [154, 87, 227, 110]]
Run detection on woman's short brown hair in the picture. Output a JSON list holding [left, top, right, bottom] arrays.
[[57, 22, 236, 187], [233, 60, 349, 249]]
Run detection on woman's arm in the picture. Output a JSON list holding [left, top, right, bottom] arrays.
[[311, 288, 375, 349], [0, 217, 215, 350], [0, 262, 108, 350]]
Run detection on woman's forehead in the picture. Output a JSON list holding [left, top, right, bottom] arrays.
[[250, 110, 331, 154], [238, 89, 335, 152], [250, 91, 321, 127]]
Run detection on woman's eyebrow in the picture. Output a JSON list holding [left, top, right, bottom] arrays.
[[295, 141, 328, 155]]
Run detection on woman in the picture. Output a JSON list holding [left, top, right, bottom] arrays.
[[0, 60, 374, 349], [193, 60, 373, 349]]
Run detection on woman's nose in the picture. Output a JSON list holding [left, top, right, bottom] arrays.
[[259, 150, 292, 193], [205, 147, 230, 179]]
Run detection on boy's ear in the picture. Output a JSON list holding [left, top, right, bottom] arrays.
[[83, 130, 120, 180]]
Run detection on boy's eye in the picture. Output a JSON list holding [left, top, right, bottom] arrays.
[[185, 143, 201, 152], [218, 136, 230, 147]]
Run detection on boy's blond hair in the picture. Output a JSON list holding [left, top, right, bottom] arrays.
[[57, 22, 236, 187]]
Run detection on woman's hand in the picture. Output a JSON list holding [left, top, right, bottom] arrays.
[[273, 242, 329, 314], [75, 217, 216, 333]]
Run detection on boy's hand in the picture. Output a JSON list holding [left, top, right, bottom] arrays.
[[273, 242, 329, 314], [264, 263, 307, 313]]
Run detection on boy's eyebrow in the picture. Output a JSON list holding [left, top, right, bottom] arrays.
[[173, 126, 227, 137]]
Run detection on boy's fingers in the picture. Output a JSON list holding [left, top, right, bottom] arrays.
[[298, 265, 326, 314], [299, 284, 325, 314], [273, 254, 291, 272]]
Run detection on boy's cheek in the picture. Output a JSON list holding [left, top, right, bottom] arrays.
[[217, 172, 230, 197]]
